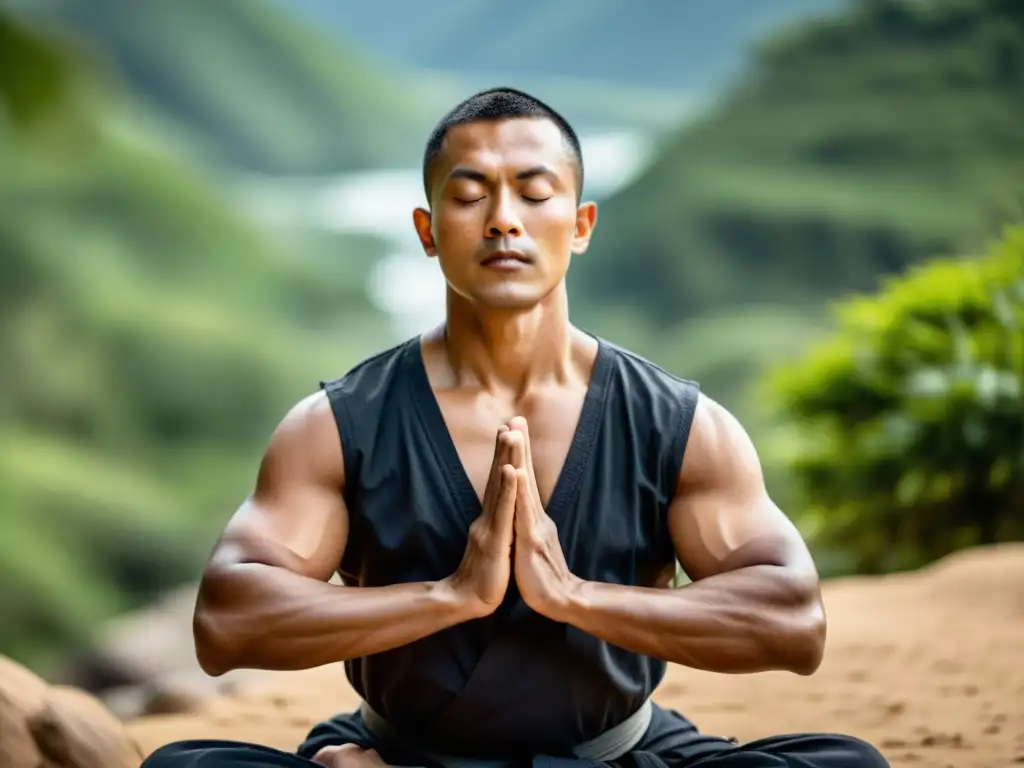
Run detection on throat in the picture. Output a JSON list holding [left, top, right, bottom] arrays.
[[441, 293, 579, 393]]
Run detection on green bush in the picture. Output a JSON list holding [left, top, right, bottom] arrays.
[[767, 225, 1024, 573], [0, 9, 393, 672]]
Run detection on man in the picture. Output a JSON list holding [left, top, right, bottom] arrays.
[[143, 88, 889, 768]]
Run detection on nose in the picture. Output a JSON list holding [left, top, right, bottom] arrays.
[[485, 192, 522, 238]]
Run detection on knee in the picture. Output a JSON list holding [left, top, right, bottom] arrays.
[[140, 738, 262, 767], [828, 734, 891, 767], [140, 740, 203, 767], [750, 732, 891, 768]]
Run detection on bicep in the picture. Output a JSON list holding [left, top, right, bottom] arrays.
[[667, 395, 816, 583], [207, 391, 349, 583]]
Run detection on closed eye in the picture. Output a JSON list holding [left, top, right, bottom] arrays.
[[523, 196, 551, 203]]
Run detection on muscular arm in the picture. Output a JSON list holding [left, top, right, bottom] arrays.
[[193, 392, 479, 676], [558, 394, 826, 675]]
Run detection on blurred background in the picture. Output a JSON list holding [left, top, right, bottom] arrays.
[[1, 0, 1022, 716]]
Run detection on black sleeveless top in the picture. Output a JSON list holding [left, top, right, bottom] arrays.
[[320, 336, 700, 758]]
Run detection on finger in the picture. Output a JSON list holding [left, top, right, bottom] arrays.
[[508, 416, 536, 494], [494, 464, 517, 535], [506, 428, 527, 471], [482, 425, 511, 507], [311, 746, 340, 766], [492, 424, 510, 465], [515, 468, 533, 529], [510, 416, 532, 467]]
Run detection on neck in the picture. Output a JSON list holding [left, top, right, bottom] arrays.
[[441, 284, 577, 394]]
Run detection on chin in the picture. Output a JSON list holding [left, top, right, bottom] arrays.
[[476, 292, 546, 311]]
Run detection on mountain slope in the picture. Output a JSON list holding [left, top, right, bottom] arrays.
[[23, 0, 431, 173], [0, 9, 392, 672], [570, 0, 1024, 323]]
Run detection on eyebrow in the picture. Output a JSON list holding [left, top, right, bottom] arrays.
[[446, 165, 557, 184]]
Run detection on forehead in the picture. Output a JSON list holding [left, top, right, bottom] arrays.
[[437, 118, 574, 177]]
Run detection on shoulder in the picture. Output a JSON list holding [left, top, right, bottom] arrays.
[[315, 337, 420, 480], [320, 336, 417, 404], [595, 338, 703, 490], [601, 339, 700, 397], [261, 389, 346, 488], [600, 338, 700, 433], [677, 393, 762, 495], [260, 338, 417, 488]]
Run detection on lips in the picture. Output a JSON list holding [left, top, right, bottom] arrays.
[[481, 251, 531, 267]]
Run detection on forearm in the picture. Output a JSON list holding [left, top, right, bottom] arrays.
[[194, 564, 477, 675], [559, 565, 826, 675]]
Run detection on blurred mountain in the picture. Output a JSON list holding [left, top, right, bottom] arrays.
[[0, 8, 394, 673], [554, 0, 1024, 503], [571, 0, 1024, 324], [15, 0, 435, 174], [276, 0, 842, 94]]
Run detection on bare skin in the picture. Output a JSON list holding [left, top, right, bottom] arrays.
[[193, 116, 827, 768], [512, 400, 827, 676], [193, 398, 520, 676]]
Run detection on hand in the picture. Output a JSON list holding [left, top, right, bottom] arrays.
[[447, 426, 519, 617], [312, 744, 389, 768], [506, 418, 581, 618]]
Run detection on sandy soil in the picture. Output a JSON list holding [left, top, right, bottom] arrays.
[[126, 544, 1024, 768]]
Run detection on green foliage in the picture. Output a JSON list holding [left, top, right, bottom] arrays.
[[0, 11, 81, 128], [766, 226, 1024, 573], [27, 0, 433, 173], [572, 0, 1024, 324], [0, 7, 394, 672]]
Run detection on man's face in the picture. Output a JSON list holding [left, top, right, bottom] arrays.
[[413, 117, 597, 311]]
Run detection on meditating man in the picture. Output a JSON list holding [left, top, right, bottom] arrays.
[[142, 88, 889, 768]]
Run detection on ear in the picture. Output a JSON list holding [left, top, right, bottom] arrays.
[[570, 201, 598, 256], [412, 207, 437, 258]]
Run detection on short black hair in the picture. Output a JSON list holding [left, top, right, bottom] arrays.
[[421, 87, 584, 203]]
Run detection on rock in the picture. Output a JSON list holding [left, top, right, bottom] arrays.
[[0, 655, 143, 768], [28, 685, 144, 768], [0, 653, 51, 715], [60, 585, 271, 720], [0, 687, 46, 768]]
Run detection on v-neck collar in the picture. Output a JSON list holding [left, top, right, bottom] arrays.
[[403, 335, 613, 523]]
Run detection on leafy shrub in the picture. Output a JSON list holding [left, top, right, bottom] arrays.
[[767, 225, 1024, 573]]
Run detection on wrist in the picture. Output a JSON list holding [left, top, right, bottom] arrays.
[[539, 574, 590, 623], [434, 577, 494, 621]]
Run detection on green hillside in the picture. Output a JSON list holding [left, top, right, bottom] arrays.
[[0, 9, 393, 672], [562, 0, 1024, 510], [23, 0, 432, 174], [571, 0, 1024, 324]]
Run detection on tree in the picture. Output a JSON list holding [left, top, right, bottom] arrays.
[[766, 226, 1024, 573]]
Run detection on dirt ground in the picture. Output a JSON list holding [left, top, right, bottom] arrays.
[[127, 544, 1024, 768]]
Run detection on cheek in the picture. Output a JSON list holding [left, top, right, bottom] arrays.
[[433, 214, 476, 250], [531, 205, 579, 249]]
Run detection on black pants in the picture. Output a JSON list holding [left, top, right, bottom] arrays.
[[141, 705, 889, 768]]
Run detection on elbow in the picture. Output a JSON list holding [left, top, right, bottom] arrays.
[[193, 610, 233, 677], [782, 600, 827, 676], [192, 573, 246, 677], [766, 569, 826, 676], [193, 603, 236, 677]]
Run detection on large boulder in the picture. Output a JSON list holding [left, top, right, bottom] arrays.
[[0, 655, 144, 768]]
